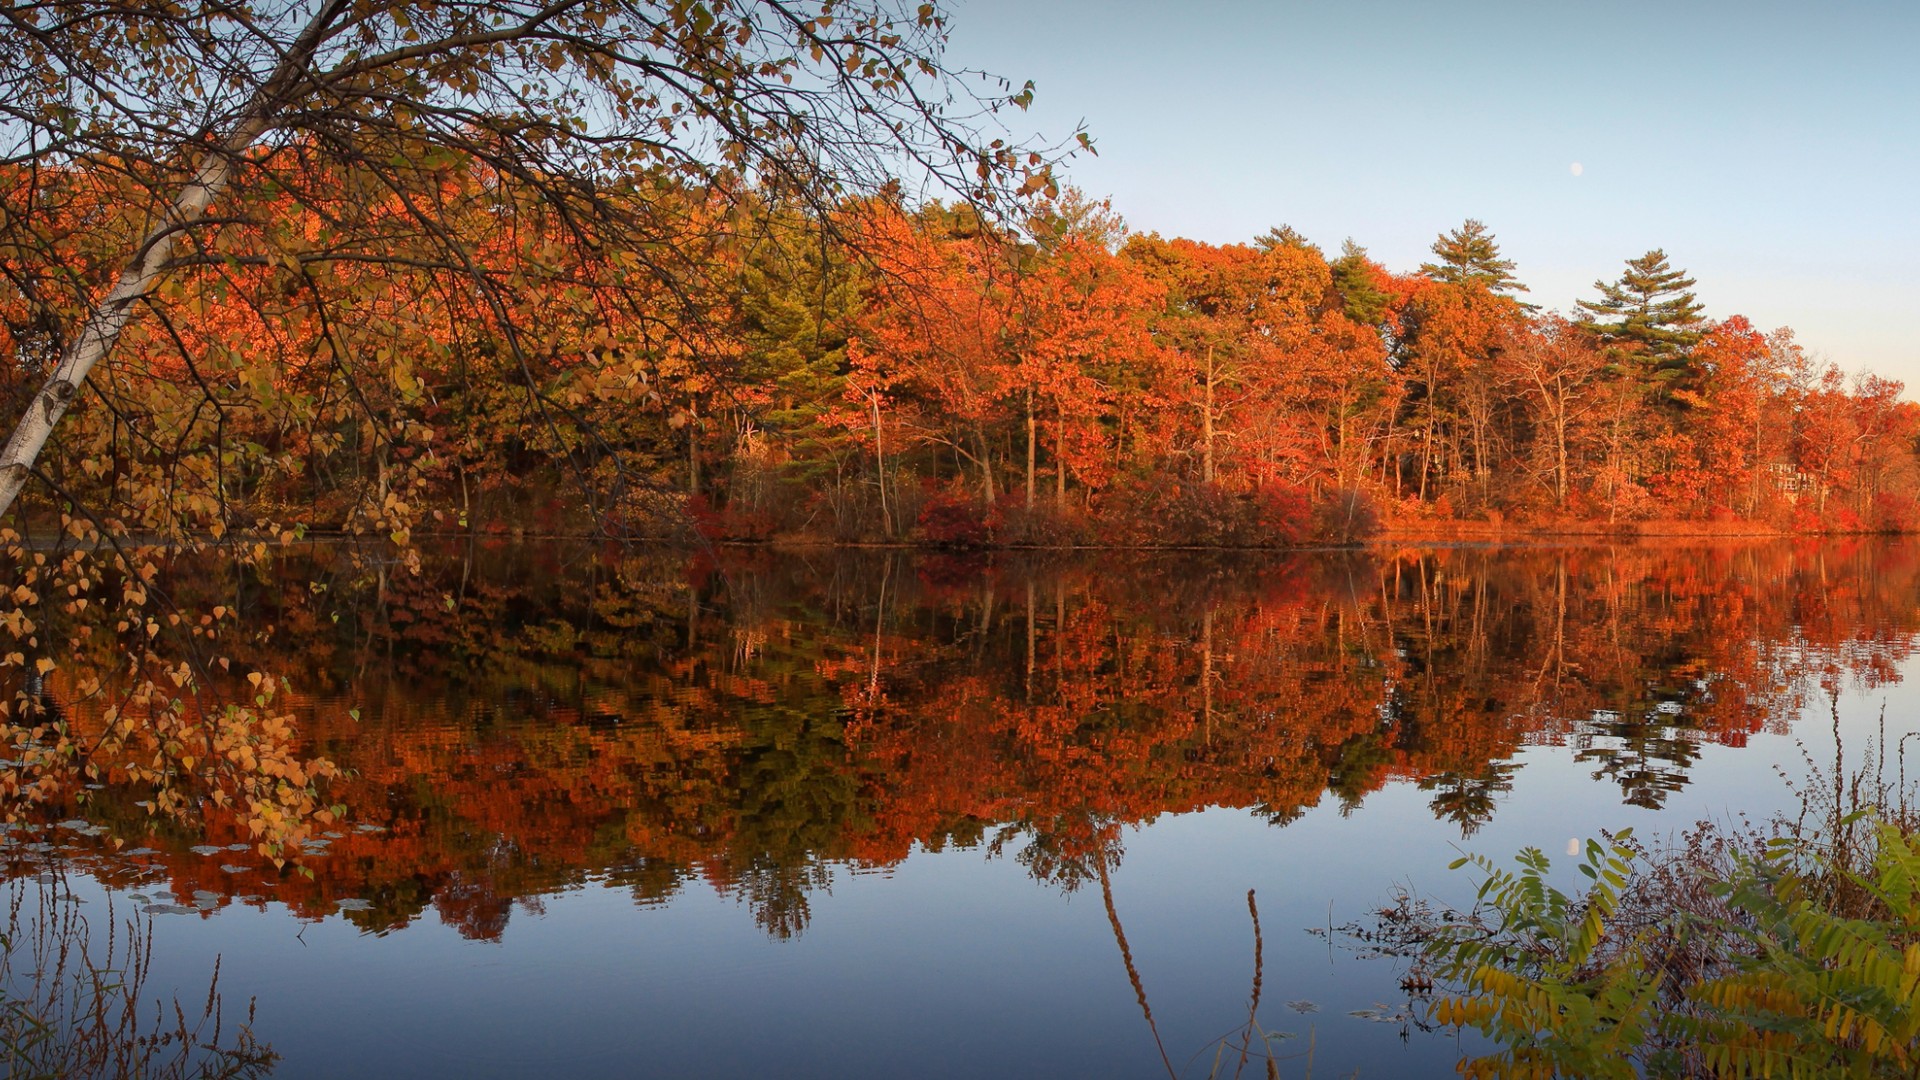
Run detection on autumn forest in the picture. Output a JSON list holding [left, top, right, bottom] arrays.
[[4, 159, 1915, 547]]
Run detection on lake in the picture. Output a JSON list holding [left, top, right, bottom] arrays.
[[8, 538, 1920, 1077]]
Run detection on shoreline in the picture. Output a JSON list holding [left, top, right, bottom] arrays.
[[9, 520, 1902, 554]]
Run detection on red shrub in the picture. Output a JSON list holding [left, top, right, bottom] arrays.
[[1874, 493, 1920, 533], [916, 489, 992, 547]]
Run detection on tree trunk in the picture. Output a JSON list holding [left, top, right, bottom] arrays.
[[869, 392, 891, 537], [687, 402, 700, 496], [977, 428, 995, 503], [1418, 352, 1445, 503], [1201, 345, 1216, 485], [1554, 403, 1569, 508], [1024, 389, 1036, 511], [1055, 413, 1066, 506]]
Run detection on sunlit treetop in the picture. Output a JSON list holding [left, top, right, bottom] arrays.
[[1575, 249, 1706, 367], [1420, 218, 1526, 296]]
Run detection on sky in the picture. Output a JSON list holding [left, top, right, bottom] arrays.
[[943, 0, 1920, 385]]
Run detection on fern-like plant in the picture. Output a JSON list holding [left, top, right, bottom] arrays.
[[1426, 830, 1667, 1079], [1420, 816, 1920, 1078], [1678, 818, 1920, 1078]]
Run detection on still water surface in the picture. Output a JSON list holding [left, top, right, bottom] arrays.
[[15, 540, 1920, 1077]]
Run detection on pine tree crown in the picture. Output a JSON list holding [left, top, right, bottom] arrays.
[[1420, 218, 1527, 295]]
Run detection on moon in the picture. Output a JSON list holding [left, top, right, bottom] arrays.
[[1570, 162, 1584, 177]]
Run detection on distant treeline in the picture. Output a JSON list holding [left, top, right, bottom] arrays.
[[3, 154, 1912, 544]]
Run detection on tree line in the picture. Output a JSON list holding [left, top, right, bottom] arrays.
[[5, 156, 1910, 544]]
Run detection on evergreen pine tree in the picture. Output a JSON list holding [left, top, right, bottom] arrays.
[[736, 211, 864, 487], [1575, 249, 1704, 383], [1330, 239, 1390, 326], [1254, 224, 1321, 255], [1421, 219, 1527, 295]]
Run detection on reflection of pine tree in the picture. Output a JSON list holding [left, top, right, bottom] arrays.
[[1419, 762, 1519, 837], [736, 860, 832, 940], [1575, 707, 1702, 809], [604, 856, 689, 909], [1328, 732, 1397, 815], [724, 702, 866, 939], [992, 813, 1123, 895]]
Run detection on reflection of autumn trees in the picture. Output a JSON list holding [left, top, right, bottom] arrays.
[[20, 541, 1920, 938]]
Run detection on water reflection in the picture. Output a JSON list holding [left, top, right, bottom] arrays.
[[10, 539, 1918, 941]]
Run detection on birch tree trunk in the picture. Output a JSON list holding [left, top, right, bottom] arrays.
[[0, 1, 345, 520]]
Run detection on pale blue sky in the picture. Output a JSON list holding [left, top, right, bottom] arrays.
[[946, 0, 1920, 384]]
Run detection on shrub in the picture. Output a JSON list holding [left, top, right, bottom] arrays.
[[1313, 489, 1382, 544], [915, 488, 992, 547], [1365, 708, 1920, 1077], [685, 493, 778, 541], [1100, 480, 1311, 547], [990, 500, 1093, 547], [1425, 833, 1662, 1080], [1873, 493, 1920, 533]]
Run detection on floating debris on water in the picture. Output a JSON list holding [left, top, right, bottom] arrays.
[[52, 818, 109, 836], [1347, 1004, 1412, 1024], [226, 843, 251, 852], [189, 844, 223, 856], [220, 864, 250, 874]]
